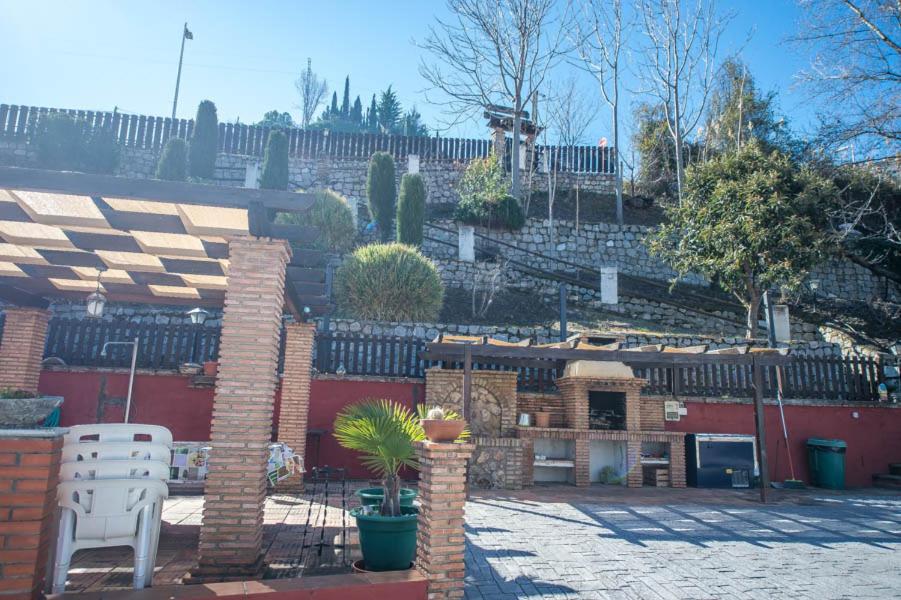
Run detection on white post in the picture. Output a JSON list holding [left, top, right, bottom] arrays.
[[772, 305, 792, 343], [407, 154, 420, 174], [244, 160, 261, 189], [458, 224, 475, 263], [600, 266, 618, 305]]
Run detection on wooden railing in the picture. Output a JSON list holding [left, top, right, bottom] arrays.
[[0, 103, 616, 174], [31, 318, 885, 400]]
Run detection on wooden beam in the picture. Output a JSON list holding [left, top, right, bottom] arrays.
[[0, 167, 316, 212], [752, 357, 770, 503]]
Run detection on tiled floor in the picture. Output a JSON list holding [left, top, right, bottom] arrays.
[[64, 478, 372, 593]]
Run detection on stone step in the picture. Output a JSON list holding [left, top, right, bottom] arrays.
[[889, 463, 901, 476], [873, 473, 901, 489]]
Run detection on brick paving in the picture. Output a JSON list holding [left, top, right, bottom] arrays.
[[464, 486, 901, 599]]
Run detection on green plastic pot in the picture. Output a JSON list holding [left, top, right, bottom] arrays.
[[351, 506, 418, 571], [355, 487, 417, 508]]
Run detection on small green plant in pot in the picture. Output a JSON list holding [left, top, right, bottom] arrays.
[[334, 400, 468, 571]]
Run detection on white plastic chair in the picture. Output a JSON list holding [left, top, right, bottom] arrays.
[[65, 424, 173, 448], [53, 479, 169, 594], [62, 442, 171, 464], [59, 460, 170, 483]]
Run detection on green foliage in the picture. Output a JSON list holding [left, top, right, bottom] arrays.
[[335, 243, 444, 322], [189, 100, 218, 179], [257, 110, 294, 129], [0, 387, 35, 399], [401, 107, 428, 136], [632, 103, 682, 202], [259, 130, 290, 190], [333, 399, 467, 516], [33, 112, 119, 174], [155, 138, 188, 181], [366, 152, 397, 241], [276, 189, 356, 253], [377, 86, 402, 134], [649, 141, 835, 337], [454, 156, 524, 230], [397, 173, 427, 246]]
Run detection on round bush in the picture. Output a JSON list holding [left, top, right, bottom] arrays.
[[336, 243, 444, 322], [34, 113, 84, 170], [156, 138, 187, 181], [276, 189, 356, 253]]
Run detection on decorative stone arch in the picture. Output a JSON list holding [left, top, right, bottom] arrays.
[[424, 368, 517, 437]]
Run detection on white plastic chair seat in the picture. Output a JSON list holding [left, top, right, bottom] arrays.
[[53, 479, 169, 593], [60, 460, 170, 483], [65, 424, 173, 448], [62, 442, 171, 464]]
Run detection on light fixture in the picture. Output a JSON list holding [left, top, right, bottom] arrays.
[[336, 363, 347, 376], [186, 307, 210, 326], [85, 269, 107, 318]]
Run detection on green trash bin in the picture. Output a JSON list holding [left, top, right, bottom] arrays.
[[807, 438, 847, 490]]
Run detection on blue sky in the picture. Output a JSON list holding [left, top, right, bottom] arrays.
[[0, 0, 813, 145]]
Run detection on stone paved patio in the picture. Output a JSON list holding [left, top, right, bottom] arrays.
[[464, 486, 901, 599]]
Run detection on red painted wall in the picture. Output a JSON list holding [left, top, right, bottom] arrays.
[[666, 401, 901, 487], [40, 370, 901, 487], [39, 370, 422, 479]]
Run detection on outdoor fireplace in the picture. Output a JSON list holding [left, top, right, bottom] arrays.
[[588, 391, 626, 430]]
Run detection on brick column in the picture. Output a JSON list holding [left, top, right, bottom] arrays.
[[573, 438, 590, 487], [0, 429, 64, 600], [669, 439, 687, 488], [191, 237, 290, 583], [626, 439, 643, 488], [0, 308, 50, 394], [415, 441, 474, 600], [276, 322, 315, 493]]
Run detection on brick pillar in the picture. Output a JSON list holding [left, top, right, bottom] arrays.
[[669, 439, 687, 488], [573, 438, 590, 487], [415, 441, 474, 600], [626, 439, 643, 488], [0, 308, 50, 394], [276, 322, 315, 493], [557, 378, 588, 430], [624, 388, 642, 431], [191, 237, 290, 583], [0, 430, 64, 600]]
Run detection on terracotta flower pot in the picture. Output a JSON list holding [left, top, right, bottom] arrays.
[[535, 411, 551, 428], [203, 361, 218, 377], [421, 419, 466, 443]]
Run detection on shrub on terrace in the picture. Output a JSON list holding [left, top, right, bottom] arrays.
[[260, 130, 290, 190], [155, 138, 188, 181], [366, 152, 396, 241], [396, 173, 426, 246], [188, 100, 218, 179], [276, 189, 356, 253]]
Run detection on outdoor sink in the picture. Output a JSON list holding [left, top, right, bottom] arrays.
[[0, 396, 63, 429]]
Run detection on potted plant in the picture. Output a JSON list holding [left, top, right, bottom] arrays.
[[334, 400, 468, 571], [420, 406, 467, 442], [0, 388, 64, 429]]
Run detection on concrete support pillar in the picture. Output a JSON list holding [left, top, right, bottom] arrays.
[[0, 429, 64, 600], [0, 307, 50, 394], [415, 441, 474, 600], [407, 154, 420, 174], [276, 322, 315, 492], [457, 225, 475, 263], [491, 128, 505, 160], [191, 236, 290, 583], [600, 266, 618, 305], [244, 160, 261, 189]]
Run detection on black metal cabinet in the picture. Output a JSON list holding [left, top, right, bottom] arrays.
[[685, 434, 758, 488]]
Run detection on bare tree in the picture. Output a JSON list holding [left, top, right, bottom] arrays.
[[792, 0, 900, 158], [636, 0, 729, 203], [575, 0, 628, 224], [472, 260, 507, 318], [544, 77, 597, 237], [419, 0, 570, 202], [295, 58, 328, 129]]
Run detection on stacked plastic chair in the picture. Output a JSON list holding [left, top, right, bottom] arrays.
[[52, 424, 172, 594]]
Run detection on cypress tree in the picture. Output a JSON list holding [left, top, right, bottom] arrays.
[[259, 130, 289, 190], [341, 76, 351, 117], [366, 151, 396, 242], [351, 96, 363, 128], [156, 138, 188, 181], [367, 95, 378, 132], [329, 92, 339, 116], [188, 100, 218, 179], [397, 173, 426, 246]]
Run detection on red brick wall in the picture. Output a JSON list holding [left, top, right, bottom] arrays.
[[0, 433, 63, 600]]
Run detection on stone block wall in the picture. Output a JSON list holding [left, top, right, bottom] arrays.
[[469, 436, 529, 490], [424, 368, 518, 437]]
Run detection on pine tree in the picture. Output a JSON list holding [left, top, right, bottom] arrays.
[[341, 76, 351, 117], [189, 100, 218, 179], [377, 86, 402, 134]]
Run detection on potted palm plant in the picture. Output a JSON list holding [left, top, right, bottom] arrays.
[[334, 400, 468, 571]]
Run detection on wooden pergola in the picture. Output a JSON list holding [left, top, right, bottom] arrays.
[[423, 335, 792, 502]]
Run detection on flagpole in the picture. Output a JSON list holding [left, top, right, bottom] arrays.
[[171, 22, 189, 120]]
